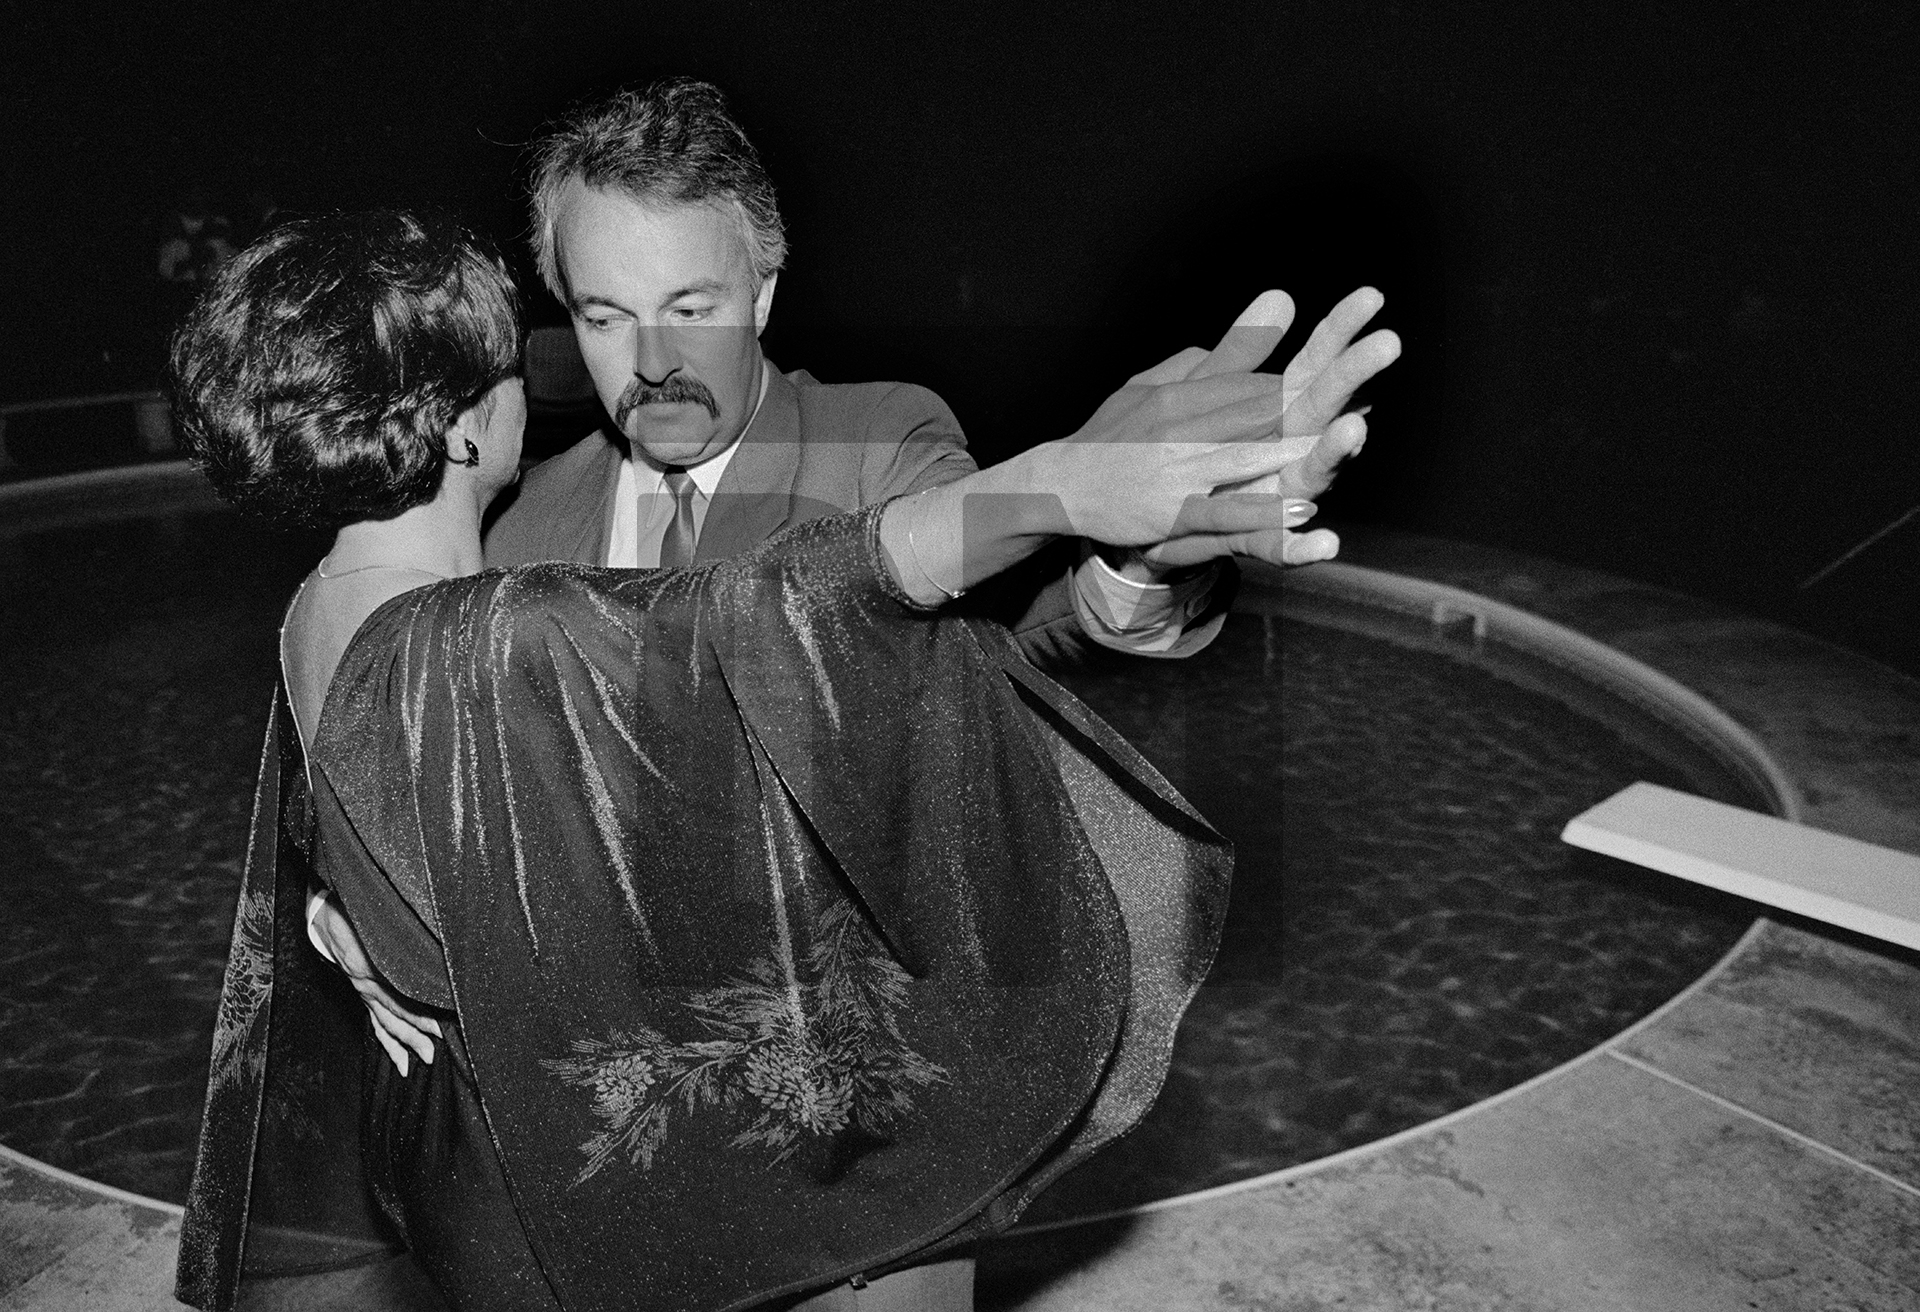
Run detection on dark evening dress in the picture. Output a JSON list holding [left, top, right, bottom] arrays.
[[175, 506, 1232, 1312]]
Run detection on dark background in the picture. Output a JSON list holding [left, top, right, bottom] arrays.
[[4, 0, 1916, 675]]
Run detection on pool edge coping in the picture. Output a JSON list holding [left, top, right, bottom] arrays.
[[1011, 913, 1780, 1234], [0, 1140, 184, 1219], [0, 458, 202, 505]]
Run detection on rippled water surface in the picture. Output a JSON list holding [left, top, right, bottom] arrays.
[[0, 509, 1757, 1210], [1031, 613, 1758, 1220], [0, 513, 316, 1201]]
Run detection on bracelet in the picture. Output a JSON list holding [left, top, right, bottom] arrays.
[[905, 491, 967, 601]]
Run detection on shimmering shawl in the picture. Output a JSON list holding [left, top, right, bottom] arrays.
[[178, 506, 1230, 1312]]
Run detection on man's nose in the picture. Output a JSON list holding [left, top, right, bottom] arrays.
[[632, 325, 680, 386]]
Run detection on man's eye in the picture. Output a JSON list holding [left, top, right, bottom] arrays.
[[671, 305, 713, 322], [582, 316, 620, 332]]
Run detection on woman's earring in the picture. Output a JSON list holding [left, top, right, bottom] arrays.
[[455, 438, 481, 468]]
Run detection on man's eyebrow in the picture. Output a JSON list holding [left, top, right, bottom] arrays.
[[568, 281, 733, 314], [660, 278, 732, 301], [567, 293, 629, 314]]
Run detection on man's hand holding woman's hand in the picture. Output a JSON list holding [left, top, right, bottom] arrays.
[[882, 287, 1400, 604], [1069, 286, 1400, 571]]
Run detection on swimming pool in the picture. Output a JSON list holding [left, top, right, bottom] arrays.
[[0, 467, 1769, 1218]]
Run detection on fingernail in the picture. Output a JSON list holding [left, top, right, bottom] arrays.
[[1285, 500, 1316, 523]]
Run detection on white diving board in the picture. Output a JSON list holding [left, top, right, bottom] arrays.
[[1562, 781, 1920, 953]]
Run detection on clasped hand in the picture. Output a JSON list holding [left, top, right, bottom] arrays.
[[309, 891, 442, 1076], [1049, 287, 1400, 569]]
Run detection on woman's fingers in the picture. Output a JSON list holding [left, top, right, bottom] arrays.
[[1212, 433, 1323, 493], [1067, 370, 1289, 451], [1127, 290, 1297, 387], [1165, 495, 1282, 538], [1283, 328, 1401, 437], [1282, 286, 1385, 395], [1184, 424, 1326, 487], [1145, 525, 1342, 569], [1189, 290, 1296, 380], [1275, 526, 1341, 566], [1168, 490, 1322, 538], [1145, 380, 1297, 454], [1277, 413, 1369, 500], [1154, 412, 1365, 539], [1156, 371, 1293, 427], [1212, 414, 1368, 503], [1126, 345, 1210, 387]]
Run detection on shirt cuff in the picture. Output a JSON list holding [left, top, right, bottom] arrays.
[[1071, 551, 1224, 654], [306, 885, 339, 965]]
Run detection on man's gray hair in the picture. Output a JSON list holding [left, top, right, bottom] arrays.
[[529, 77, 787, 300]]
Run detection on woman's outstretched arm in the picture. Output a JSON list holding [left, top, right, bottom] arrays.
[[878, 291, 1344, 606]]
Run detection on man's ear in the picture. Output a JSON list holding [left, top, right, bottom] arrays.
[[754, 272, 778, 336]]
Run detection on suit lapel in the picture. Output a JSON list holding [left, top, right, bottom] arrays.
[[483, 431, 624, 569], [563, 437, 624, 567], [696, 366, 803, 563]]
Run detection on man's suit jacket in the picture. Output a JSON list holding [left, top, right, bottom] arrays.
[[485, 363, 1103, 667]]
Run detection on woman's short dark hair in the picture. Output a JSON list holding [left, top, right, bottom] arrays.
[[169, 209, 523, 531]]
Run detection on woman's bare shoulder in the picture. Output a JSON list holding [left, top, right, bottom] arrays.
[[282, 568, 449, 749]]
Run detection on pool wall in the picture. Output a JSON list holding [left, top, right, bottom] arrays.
[[1260, 558, 1803, 824]]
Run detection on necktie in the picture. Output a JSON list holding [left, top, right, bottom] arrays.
[[657, 465, 699, 568]]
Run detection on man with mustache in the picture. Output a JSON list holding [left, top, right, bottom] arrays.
[[481, 77, 1399, 663], [320, 76, 1399, 1059], [304, 75, 1400, 1311]]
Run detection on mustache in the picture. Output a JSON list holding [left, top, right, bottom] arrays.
[[614, 375, 720, 428]]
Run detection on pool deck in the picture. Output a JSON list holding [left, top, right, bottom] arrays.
[[3, 509, 1917, 1310]]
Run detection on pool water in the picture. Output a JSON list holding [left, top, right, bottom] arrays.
[[1029, 615, 1757, 1220], [0, 508, 1758, 1213], [0, 513, 319, 1201]]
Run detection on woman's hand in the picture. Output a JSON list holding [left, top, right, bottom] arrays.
[[1034, 291, 1335, 548], [1096, 287, 1399, 569], [1142, 413, 1365, 569], [310, 893, 442, 1076], [877, 290, 1394, 602]]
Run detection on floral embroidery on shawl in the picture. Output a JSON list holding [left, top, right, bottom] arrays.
[[544, 899, 947, 1183], [207, 887, 275, 1095]]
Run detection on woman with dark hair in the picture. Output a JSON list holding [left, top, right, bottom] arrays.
[[172, 210, 529, 759], [171, 208, 1359, 1312]]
